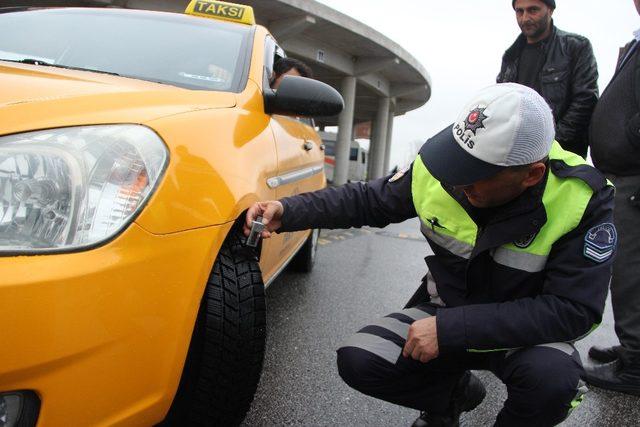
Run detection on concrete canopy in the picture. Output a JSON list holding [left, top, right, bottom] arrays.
[[238, 0, 432, 126], [7, 0, 431, 127]]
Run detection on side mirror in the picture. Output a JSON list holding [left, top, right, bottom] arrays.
[[265, 75, 344, 117]]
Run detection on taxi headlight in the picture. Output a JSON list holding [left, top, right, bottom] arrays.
[[0, 125, 168, 254]]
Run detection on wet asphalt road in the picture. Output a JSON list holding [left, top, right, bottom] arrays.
[[242, 218, 640, 426]]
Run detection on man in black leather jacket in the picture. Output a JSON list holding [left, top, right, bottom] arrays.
[[497, 0, 598, 158]]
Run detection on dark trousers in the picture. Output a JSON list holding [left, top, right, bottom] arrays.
[[607, 174, 640, 365], [336, 305, 586, 426]]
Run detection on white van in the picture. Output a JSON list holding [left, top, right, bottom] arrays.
[[320, 131, 368, 183]]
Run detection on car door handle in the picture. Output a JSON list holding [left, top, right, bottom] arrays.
[[303, 141, 314, 151]]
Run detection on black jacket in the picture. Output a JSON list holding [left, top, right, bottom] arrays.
[[497, 25, 599, 158], [590, 40, 640, 176], [278, 160, 614, 354]]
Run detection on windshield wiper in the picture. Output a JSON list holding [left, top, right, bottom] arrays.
[[1, 58, 121, 76]]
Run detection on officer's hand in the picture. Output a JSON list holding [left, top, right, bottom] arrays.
[[403, 316, 439, 363], [244, 201, 284, 239]]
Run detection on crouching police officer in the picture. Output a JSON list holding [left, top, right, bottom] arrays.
[[245, 83, 615, 426]]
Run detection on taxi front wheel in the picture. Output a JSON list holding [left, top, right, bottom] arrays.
[[163, 231, 266, 426]]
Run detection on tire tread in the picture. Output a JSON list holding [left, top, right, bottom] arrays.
[[162, 232, 266, 426]]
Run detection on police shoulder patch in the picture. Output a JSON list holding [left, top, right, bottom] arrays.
[[584, 223, 617, 263], [388, 165, 410, 183]]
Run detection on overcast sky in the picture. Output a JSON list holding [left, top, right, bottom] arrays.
[[316, 0, 639, 168]]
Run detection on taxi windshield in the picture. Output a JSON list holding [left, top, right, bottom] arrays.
[[0, 8, 253, 92]]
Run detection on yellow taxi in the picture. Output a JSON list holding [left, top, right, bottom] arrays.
[[0, 2, 342, 425]]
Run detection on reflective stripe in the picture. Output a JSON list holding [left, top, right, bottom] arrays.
[[370, 317, 410, 339], [492, 247, 548, 273], [537, 342, 575, 356], [504, 342, 576, 358], [420, 222, 473, 259], [339, 332, 402, 364], [266, 164, 323, 188], [401, 307, 433, 321]]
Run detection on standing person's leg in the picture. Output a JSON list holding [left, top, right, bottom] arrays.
[[493, 343, 586, 427], [336, 304, 486, 417], [610, 175, 640, 363], [585, 174, 640, 394]]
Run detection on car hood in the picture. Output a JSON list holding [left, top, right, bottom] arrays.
[[0, 62, 237, 136]]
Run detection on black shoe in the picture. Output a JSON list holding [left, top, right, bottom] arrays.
[[588, 345, 621, 364], [583, 359, 640, 396], [411, 371, 486, 427]]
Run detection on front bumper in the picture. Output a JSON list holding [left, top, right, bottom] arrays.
[[0, 222, 232, 426]]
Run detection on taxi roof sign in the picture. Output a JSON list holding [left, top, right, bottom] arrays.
[[185, 0, 255, 25]]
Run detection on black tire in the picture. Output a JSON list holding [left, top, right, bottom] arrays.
[[289, 229, 319, 273], [162, 232, 266, 427]]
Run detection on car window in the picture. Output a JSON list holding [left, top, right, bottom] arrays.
[[264, 36, 315, 128], [0, 8, 253, 92], [264, 35, 285, 88]]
